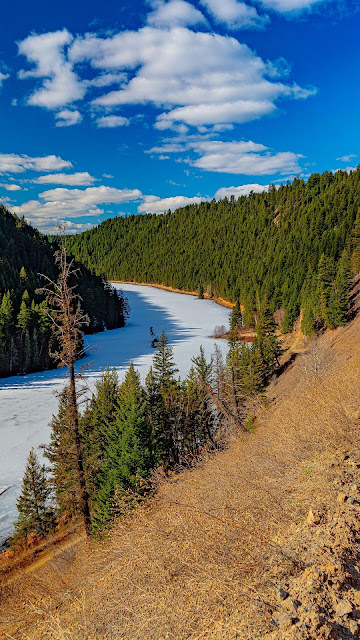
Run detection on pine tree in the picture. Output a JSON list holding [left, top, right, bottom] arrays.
[[229, 299, 242, 331], [317, 254, 335, 327], [253, 303, 282, 380], [331, 251, 351, 327], [45, 390, 79, 522], [93, 364, 152, 530], [350, 208, 360, 275], [82, 366, 120, 500], [301, 300, 316, 337], [14, 448, 54, 544], [17, 290, 31, 332], [152, 330, 178, 390], [191, 346, 217, 447], [38, 236, 92, 536]]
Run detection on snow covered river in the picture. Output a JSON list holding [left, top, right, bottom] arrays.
[[0, 284, 230, 544]]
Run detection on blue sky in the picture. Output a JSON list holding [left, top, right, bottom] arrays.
[[0, 0, 359, 233]]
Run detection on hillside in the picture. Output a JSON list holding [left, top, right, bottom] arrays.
[[1, 294, 360, 639], [0, 206, 128, 377], [68, 168, 360, 331]]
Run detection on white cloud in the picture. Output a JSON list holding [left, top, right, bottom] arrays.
[[67, 26, 314, 129], [193, 141, 302, 174], [200, 0, 268, 29], [0, 71, 9, 88], [138, 194, 204, 213], [149, 136, 303, 175], [214, 183, 268, 198], [0, 153, 72, 174], [33, 172, 96, 186], [147, 0, 207, 28], [28, 217, 94, 235], [12, 185, 143, 220], [332, 166, 357, 174], [259, 0, 328, 12], [86, 72, 127, 88], [55, 109, 83, 127], [0, 183, 22, 191], [96, 115, 130, 128], [336, 154, 356, 163], [18, 29, 85, 109]]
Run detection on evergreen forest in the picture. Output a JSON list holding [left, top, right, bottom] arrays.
[[15, 312, 281, 539], [0, 206, 128, 377], [67, 168, 360, 334]]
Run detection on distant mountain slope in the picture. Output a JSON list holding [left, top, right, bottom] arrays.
[[67, 168, 360, 331], [0, 206, 128, 377]]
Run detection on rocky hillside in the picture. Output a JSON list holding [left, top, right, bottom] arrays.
[[1, 305, 360, 639]]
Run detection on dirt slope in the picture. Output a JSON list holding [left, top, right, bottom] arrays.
[[1, 314, 360, 640]]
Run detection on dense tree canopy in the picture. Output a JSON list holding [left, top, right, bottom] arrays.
[[0, 206, 129, 377], [68, 168, 360, 332]]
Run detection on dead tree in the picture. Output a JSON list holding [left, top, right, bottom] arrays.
[[37, 231, 92, 537]]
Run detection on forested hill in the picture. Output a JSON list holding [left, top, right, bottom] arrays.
[[0, 206, 128, 377], [68, 168, 360, 332]]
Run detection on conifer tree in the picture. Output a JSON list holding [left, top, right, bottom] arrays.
[[93, 364, 152, 530], [191, 346, 217, 447], [45, 390, 79, 521], [253, 303, 282, 380], [38, 234, 92, 536], [14, 448, 54, 544], [152, 330, 178, 389], [229, 300, 242, 331], [350, 208, 360, 275], [301, 300, 316, 337]]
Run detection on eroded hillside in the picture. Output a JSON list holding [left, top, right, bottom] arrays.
[[1, 310, 360, 639]]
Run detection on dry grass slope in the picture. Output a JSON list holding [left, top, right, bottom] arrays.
[[1, 313, 360, 639]]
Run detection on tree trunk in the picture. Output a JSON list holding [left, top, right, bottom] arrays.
[[69, 363, 91, 537]]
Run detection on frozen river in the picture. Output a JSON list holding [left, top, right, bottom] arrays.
[[0, 284, 230, 544]]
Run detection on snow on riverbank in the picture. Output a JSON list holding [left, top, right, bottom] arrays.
[[0, 284, 230, 544]]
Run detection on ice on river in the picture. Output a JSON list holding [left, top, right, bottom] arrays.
[[0, 284, 230, 544]]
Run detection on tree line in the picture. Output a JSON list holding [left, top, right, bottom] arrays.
[[0, 206, 128, 377], [67, 168, 360, 335], [14, 250, 282, 542]]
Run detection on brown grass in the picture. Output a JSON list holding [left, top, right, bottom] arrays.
[[1, 315, 360, 640]]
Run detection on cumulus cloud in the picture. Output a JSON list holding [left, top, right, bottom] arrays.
[[96, 115, 130, 127], [12, 185, 143, 220], [259, 0, 328, 12], [18, 29, 85, 109], [149, 136, 303, 175], [138, 194, 204, 213], [0, 153, 72, 174], [0, 71, 9, 88], [16, 22, 316, 132], [147, 0, 207, 28], [33, 172, 96, 186], [67, 26, 314, 129], [192, 140, 302, 174], [0, 183, 22, 191], [55, 109, 83, 126], [214, 183, 268, 198], [28, 217, 94, 235], [336, 154, 356, 163], [200, 0, 268, 29]]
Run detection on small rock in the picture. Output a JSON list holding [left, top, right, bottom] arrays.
[[353, 591, 360, 606], [276, 586, 289, 601], [307, 508, 322, 526], [349, 620, 360, 636], [337, 492, 348, 503], [335, 599, 352, 617], [284, 598, 300, 615], [272, 611, 293, 629]]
